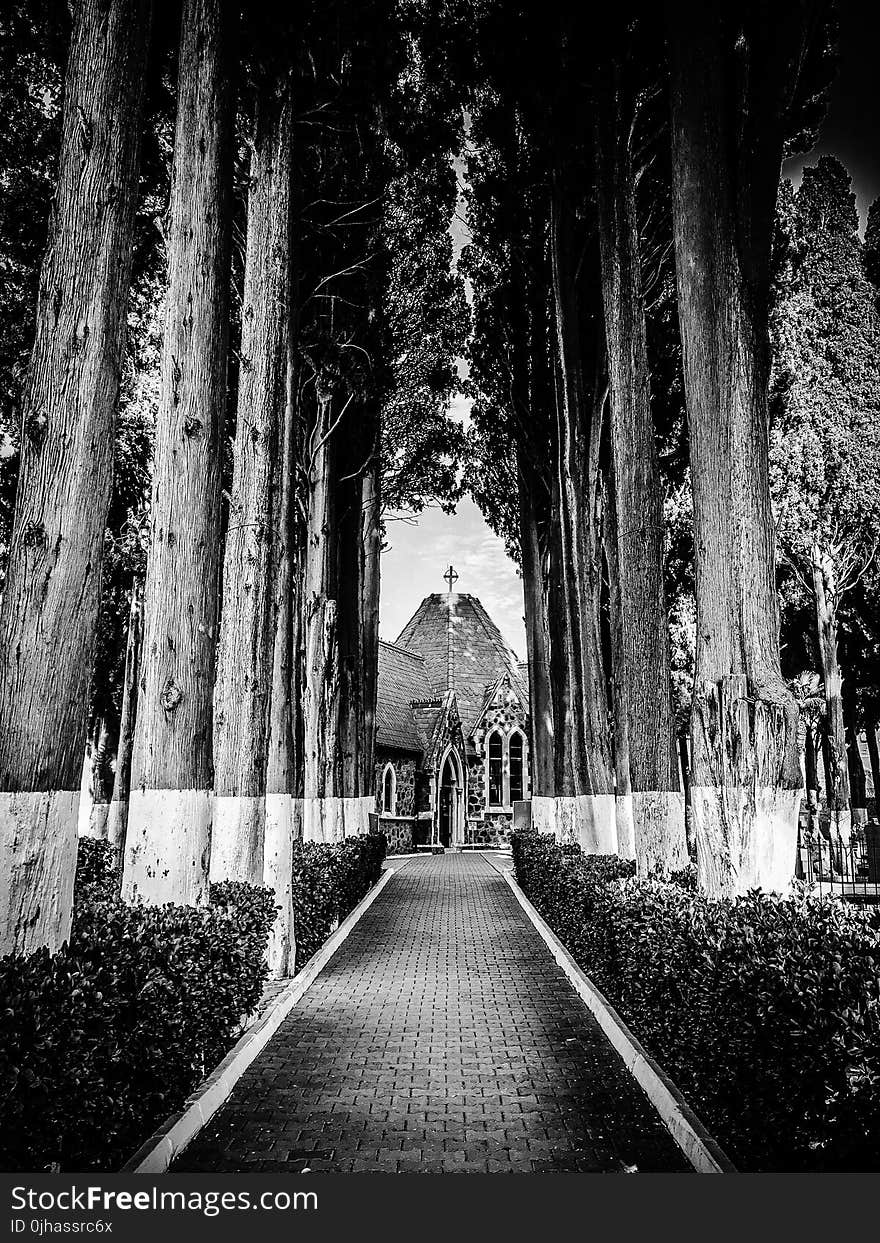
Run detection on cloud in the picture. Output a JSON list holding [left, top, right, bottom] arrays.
[[380, 498, 525, 657]]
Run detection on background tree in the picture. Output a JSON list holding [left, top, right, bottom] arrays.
[[770, 158, 880, 837]]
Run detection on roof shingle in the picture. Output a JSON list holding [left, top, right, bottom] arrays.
[[394, 593, 526, 738], [375, 640, 434, 753]]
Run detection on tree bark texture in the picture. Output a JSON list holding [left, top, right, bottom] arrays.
[[85, 715, 118, 839], [264, 331, 300, 977], [668, 0, 805, 895], [595, 64, 686, 874], [843, 685, 867, 826], [301, 383, 343, 842], [811, 539, 851, 833], [123, 0, 234, 906], [359, 436, 381, 792], [866, 725, 880, 814], [601, 472, 636, 862], [516, 451, 554, 798], [549, 176, 615, 852], [803, 721, 819, 812], [0, 0, 151, 955], [212, 70, 293, 885], [107, 580, 142, 856], [546, 499, 573, 799]]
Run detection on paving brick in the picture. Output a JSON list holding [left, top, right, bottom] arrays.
[[174, 854, 688, 1174]]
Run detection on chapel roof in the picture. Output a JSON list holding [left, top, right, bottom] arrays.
[[394, 592, 527, 738], [375, 640, 434, 753]]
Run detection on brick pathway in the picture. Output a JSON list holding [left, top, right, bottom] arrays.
[[174, 853, 688, 1173]]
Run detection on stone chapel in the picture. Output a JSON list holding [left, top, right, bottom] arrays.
[[373, 578, 531, 851]]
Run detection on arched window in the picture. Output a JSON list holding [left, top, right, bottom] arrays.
[[382, 763, 396, 816], [509, 731, 524, 803], [487, 731, 503, 806]]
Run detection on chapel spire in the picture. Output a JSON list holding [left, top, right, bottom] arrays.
[[443, 564, 458, 692]]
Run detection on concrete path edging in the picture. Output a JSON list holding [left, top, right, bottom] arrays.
[[501, 868, 737, 1173], [121, 866, 398, 1174]]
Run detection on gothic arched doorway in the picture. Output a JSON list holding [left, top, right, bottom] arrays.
[[437, 748, 464, 848]]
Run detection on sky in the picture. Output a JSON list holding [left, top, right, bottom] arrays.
[[377, 146, 532, 653], [379, 3, 879, 659], [783, 0, 880, 231]]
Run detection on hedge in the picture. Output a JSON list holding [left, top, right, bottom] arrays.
[[0, 831, 386, 1172], [511, 831, 880, 1171], [292, 832, 387, 969]]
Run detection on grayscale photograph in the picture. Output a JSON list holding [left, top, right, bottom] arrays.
[[0, 0, 879, 1216]]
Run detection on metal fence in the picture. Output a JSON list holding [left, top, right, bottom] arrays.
[[796, 818, 880, 904]]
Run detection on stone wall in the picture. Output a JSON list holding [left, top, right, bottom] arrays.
[[464, 811, 511, 848], [379, 816, 415, 854], [375, 753, 417, 818], [467, 755, 485, 819]]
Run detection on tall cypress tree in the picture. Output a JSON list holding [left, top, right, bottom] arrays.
[[123, 0, 234, 906], [0, 0, 152, 954]]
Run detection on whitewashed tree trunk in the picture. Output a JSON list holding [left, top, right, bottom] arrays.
[[86, 716, 116, 840], [359, 445, 381, 797], [212, 70, 293, 885], [264, 333, 299, 977], [107, 581, 142, 857], [301, 383, 342, 843], [123, 0, 234, 906], [549, 175, 616, 853], [668, 1, 805, 895], [517, 451, 555, 800], [0, 0, 151, 954], [595, 59, 686, 875], [602, 474, 636, 862]]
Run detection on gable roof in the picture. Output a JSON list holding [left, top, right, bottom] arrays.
[[394, 593, 526, 738], [471, 669, 528, 739], [375, 640, 434, 753]]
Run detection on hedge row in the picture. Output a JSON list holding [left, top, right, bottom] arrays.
[[291, 832, 387, 969], [0, 831, 386, 1172], [511, 831, 880, 1171]]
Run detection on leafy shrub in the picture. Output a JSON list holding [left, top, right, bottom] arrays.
[[0, 868, 275, 1172], [73, 837, 119, 904], [292, 832, 386, 969], [0, 832, 385, 1171], [511, 831, 880, 1171]]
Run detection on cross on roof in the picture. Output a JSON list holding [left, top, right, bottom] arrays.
[[443, 564, 458, 593]]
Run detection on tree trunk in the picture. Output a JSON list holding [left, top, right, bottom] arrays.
[[548, 175, 615, 854], [803, 721, 819, 813], [334, 402, 380, 839], [107, 581, 143, 858], [843, 685, 867, 827], [536, 491, 573, 841], [301, 382, 343, 842], [123, 0, 234, 906], [212, 69, 293, 884], [811, 539, 851, 837], [0, 0, 151, 955], [677, 733, 695, 858], [595, 62, 686, 875], [264, 332, 300, 977], [86, 715, 118, 840], [516, 449, 554, 800], [359, 438, 381, 799], [668, 0, 804, 896], [601, 472, 636, 861], [865, 724, 880, 817]]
